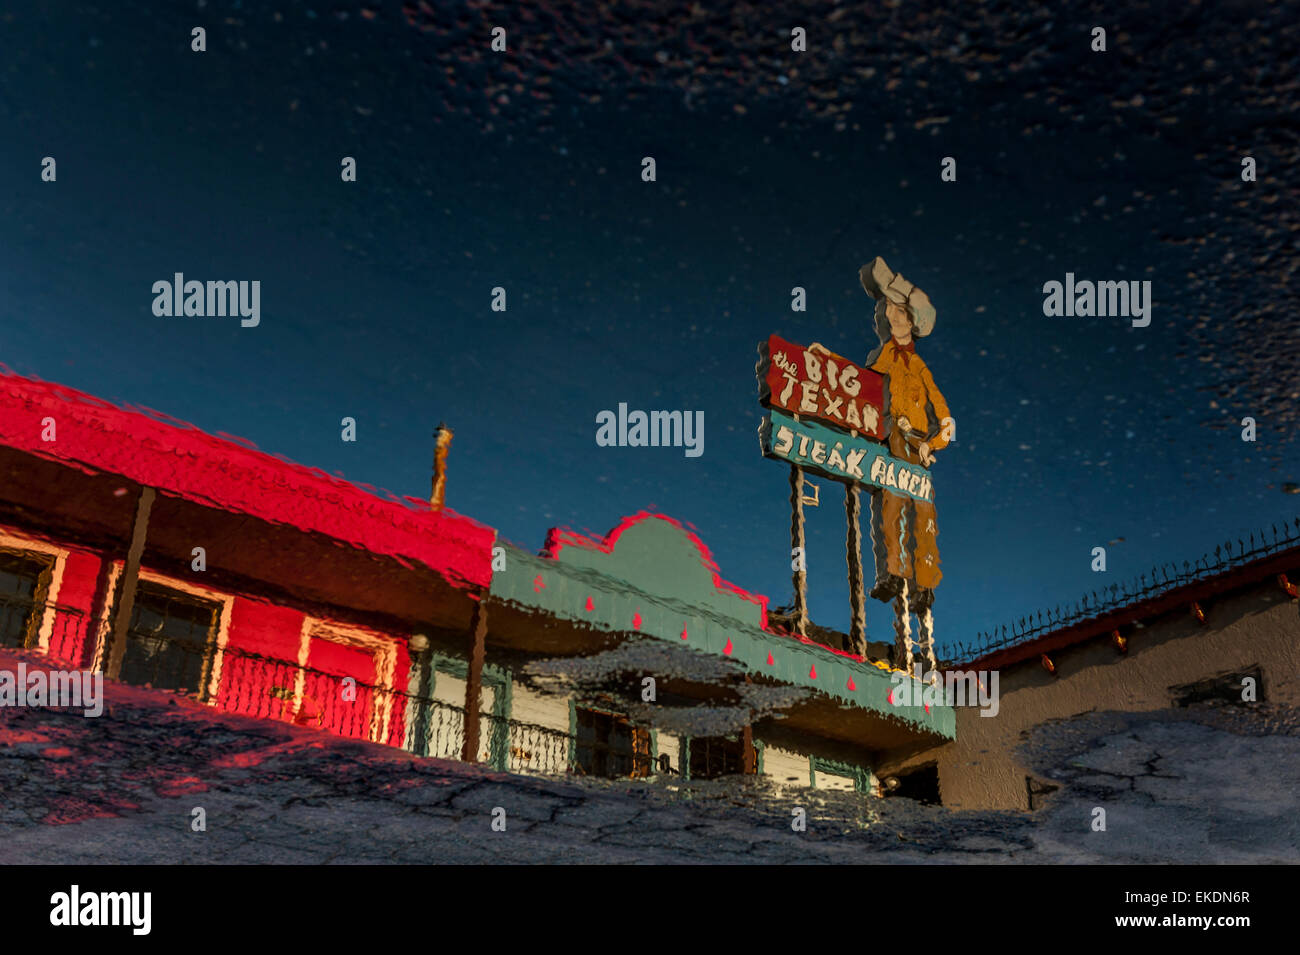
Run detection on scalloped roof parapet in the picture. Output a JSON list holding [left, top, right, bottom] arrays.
[[543, 511, 769, 630], [496, 512, 954, 739]]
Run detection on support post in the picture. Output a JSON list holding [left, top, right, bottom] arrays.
[[105, 486, 155, 682], [461, 596, 488, 763], [845, 484, 867, 656], [742, 672, 757, 775], [893, 581, 913, 677], [405, 634, 432, 756], [789, 464, 808, 637], [918, 607, 939, 683]]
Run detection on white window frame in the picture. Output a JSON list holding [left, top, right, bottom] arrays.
[[90, 563, 233, 701], [0, 527, 69, 654], [295, 617, 401, 743]]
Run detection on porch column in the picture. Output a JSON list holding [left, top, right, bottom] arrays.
[[742, 673, 757, 775], [460, 596, 488, 763], [105, 486, 155, 681]]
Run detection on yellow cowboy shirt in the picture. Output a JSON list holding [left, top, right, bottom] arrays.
[[870, 340, 952, 450]]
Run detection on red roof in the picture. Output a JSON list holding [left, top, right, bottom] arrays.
[[0, 372, 495, 591]]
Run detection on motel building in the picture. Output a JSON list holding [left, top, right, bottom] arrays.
[[0, 372, 954, 796], [4, 371, 1296, 811]]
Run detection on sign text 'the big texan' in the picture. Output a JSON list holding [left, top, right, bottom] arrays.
[[756, 334, 885, 439], [760, 408, 935, 503]]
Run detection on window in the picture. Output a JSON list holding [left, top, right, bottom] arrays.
[[116, 581, 221, 697], [574, 707, 652, 778], [0, 549, 54, 649], [688, 736, 757, 779], [1170, 666, 1265, 707]]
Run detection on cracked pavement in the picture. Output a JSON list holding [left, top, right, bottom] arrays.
[[1, 650, 1297, 863]]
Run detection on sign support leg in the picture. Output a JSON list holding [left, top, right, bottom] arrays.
[[845, 484, 867, 656], [789, 464, 808, 638], [918, 607, 939, 682], [893, 579, 913, 676]]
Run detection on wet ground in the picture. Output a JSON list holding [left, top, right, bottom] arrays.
[[2, 650, 1296, 864]]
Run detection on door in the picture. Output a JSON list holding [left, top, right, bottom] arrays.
[[299, 633, 380, 741]]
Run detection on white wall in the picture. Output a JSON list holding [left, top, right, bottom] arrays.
[[507, 681, 572, 775], [761, 744, 811, 788], [426, 669, 496, 763]]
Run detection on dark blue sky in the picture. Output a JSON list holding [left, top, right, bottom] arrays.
[[3, 1, 1296, 654]]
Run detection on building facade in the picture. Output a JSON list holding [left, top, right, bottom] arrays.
[[0, 372, 953, 795], [877, 530, 1300, 809]]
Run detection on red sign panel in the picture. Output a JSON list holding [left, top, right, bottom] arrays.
[[757, 335, 885, 440]]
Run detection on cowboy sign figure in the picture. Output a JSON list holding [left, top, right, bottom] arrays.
[[858, 256, 955, 615]]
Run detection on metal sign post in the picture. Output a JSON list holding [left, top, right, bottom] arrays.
[[789, 463, 809, 638], [845, 484, 867, 656]]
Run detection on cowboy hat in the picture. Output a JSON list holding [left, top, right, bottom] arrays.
[[859, 256, 936, 336]]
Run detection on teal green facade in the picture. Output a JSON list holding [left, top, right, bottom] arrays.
[[489, 513, 955, 741]]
